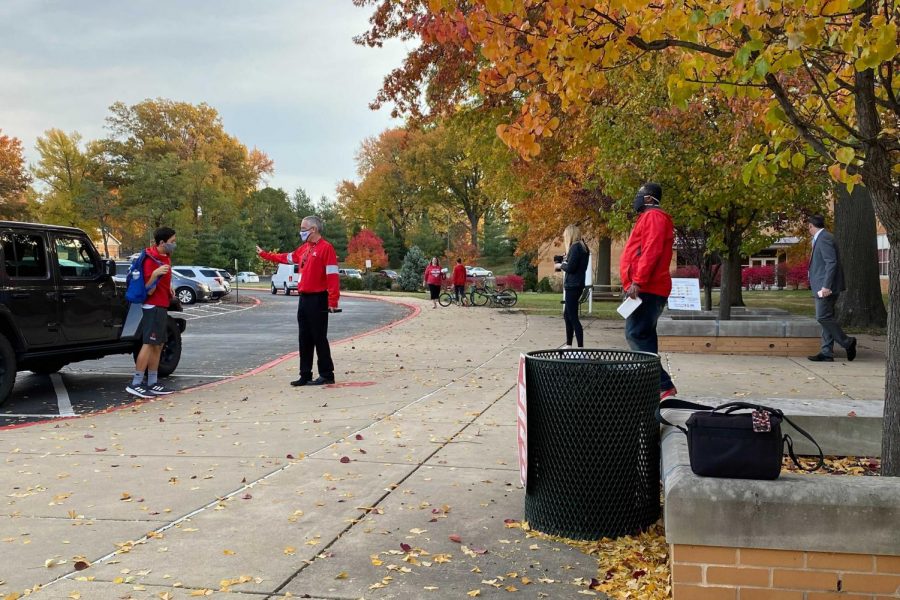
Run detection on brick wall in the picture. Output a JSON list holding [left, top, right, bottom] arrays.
[[672, 544, 900, 599]]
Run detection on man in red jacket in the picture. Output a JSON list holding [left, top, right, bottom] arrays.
[[257, 215, 340, 387], [620, 183, 677, 400], [452, 258, 468, 306]]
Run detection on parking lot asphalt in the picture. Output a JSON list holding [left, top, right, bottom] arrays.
[[0, 292, 410, 428]]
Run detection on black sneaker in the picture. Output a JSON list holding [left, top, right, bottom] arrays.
[[291, 377, 311, 387], [126, 384, 154, 399], [148, 384, 175, 396], [308, 376, 335, 386]]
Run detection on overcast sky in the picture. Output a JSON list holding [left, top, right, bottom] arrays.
[[0, 0, 410, 202]]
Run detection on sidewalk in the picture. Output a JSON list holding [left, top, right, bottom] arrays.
[[0, 298, 886, 599]]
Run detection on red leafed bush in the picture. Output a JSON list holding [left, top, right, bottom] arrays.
[[671, 265, 721, 287], [786, 259, 810, 290], [742, 265, 777, 288], [672, 266, 700, 279], [495, 274, 524, 291]]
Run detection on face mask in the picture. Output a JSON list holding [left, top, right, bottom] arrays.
[[633, 192, 648, 216], [163, 242, 176, 254], [299, 230, 311, 243]]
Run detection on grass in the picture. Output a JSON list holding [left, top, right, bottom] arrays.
[[231, 284, 888, 332]]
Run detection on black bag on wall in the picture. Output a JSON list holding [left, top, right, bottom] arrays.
[[657, 399, 824, 480]]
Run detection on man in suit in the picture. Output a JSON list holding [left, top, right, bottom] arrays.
[[806, 214, 857, 362]]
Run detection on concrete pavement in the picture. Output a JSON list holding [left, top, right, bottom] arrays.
[[0, 296, 886, 599]]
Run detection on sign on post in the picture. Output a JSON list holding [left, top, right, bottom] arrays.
[[517, 353, 528, 488], [668, 278, 702, 311], [365, 259, 372, 269]]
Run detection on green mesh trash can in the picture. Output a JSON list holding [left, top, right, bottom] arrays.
[[523, 349, 661, 540]]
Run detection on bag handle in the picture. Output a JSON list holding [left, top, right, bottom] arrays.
[[656, 399, 715, 433], [657, 399, 825, 472]]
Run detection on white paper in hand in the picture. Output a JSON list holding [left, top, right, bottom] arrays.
[[617, 296, 642, 319]]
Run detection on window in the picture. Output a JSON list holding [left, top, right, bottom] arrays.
[[200, 269, 219, 278], [175, 269, 195, 277], [877, 235, 890, 277], [115, 263, 131, 277], [2, 232, 49, 278], [55, 236, 99, 278]]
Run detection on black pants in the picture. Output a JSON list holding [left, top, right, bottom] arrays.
[[298, 292, 334, 380], [563, 287, 584, 347]]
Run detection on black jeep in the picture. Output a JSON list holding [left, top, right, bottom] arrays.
[[0, 222, 185, 405]]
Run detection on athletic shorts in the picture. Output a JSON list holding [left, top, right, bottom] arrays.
[[141, 306, 168, 345]]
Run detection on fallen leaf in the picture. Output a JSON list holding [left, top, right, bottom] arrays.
[[467, 590, 481, 597], [335, 572, 348, 580], [449, 534, 462, 543], [340, 456, 351, 464]]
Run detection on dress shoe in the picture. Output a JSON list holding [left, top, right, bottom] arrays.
[[290, 378, 311, 387], [846, 337, 857, 362], [807, 354, 834, 362], [308, 376, 336, 386]]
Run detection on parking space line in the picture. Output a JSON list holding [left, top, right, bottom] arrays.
[[49, 374, 76, 417], [0, 413, 70, 418]]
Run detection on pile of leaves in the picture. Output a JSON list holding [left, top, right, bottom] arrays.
[[784, 456, 881, 476], [523, 521, 671, 599]]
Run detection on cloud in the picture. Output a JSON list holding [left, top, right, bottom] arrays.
[[0, 0, 412, 201]]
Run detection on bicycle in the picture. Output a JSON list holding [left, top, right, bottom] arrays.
[[438, 285, 470, 307], [470, 281, 518, 308]]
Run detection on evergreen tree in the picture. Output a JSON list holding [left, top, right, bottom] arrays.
[[408, 213, 445, 260], [375, 213, 405, 267], [515, 253, 538, 292], [292, 187, 316, 219], [398, 245, 428, 292], [318, 196, 349, 261], [482, 210, 513, 258]]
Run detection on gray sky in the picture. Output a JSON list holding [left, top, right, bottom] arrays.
[[0, 0, 410, 202]]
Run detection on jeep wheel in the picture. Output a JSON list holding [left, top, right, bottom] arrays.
[[0, 333, 16, 406], [132, 319, 182, 378], [176, 287, 196, 305], [271, 283, 277, 295], [30, 360, 67, 375]]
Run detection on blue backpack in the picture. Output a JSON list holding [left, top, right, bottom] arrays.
[[124, 250, 163, 304]]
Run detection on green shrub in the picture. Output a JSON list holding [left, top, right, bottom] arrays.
[[537, 277, 553, 293], [399, 246, 427, 292]]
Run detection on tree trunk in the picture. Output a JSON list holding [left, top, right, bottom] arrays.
[[833, 184, 887, 327], [718, 251, 742, 320], [468, 212, 479, 252], [727, 263, 745, 307], [596, 237, 611, 286]]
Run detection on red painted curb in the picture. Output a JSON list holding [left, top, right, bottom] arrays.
[[0, 294, 420, 431]]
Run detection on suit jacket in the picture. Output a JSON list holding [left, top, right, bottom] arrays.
[[809, 229, 846, 295]]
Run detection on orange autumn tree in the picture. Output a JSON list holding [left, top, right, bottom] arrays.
[[0, 130, 34, 221], [356, 0, 900, 476], [345, 228, 390, 271]]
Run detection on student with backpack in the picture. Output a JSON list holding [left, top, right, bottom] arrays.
[[125, 226, 177, 399]]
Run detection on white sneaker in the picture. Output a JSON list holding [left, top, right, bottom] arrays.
[[560, 344, 572, 349]]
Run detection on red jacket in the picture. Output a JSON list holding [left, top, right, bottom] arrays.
[[259, 239, 340, 309], [143, 245, 172, 308], [452, 264, 467, 285], [424, 265, 444, 286], [620, 208, 675, 297]]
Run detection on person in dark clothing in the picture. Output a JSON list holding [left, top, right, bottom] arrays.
[[806, 214, 856, 362], [557, 223, 590, 348]]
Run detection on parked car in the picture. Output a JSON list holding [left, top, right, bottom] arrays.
[[236, 271, 259, 283], [116, 262, 210, 305], [379, 269, 398, 280], [339, 268, 363, 279], [172, 266, 229, 299], [271, 263, 300, 294], [214, 269, 232, 294], [0, 222, 186, 404], [466, 266, 493, 278]]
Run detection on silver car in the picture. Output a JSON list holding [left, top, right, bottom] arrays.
[[115, 262, 210, 304], [172, 266, 229, 299]]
